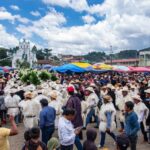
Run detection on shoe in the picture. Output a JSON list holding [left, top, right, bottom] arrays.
[[82, 127, 86, 130], [97, 144, 104, 149]]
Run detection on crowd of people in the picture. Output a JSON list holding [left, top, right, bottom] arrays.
[[0, 71, 150, 150]]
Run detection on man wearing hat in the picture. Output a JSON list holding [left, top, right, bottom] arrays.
[[19, 91, 40, 129], [84, 87, 99, 128], [116, 87, 132, 132], [4, 89, 21, 125], [98, 95, 116, 148], [49, 90, 62, 129], [133, 95, 149, 142]]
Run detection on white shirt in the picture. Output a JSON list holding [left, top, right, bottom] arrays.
[[58, 117, 75, 146]]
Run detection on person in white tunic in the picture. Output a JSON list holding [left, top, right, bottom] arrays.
[[116, 87, 132, 132], [84, 87, 99, 128], [98, 95, 116, 148], [4, 89, 21, 124], [133, 95, 149, 142], [19, 92, 40, 129], [49, 90, 62, 129]]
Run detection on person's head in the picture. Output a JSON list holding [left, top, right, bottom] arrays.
[[145, 89, 150, 98], [24, 130, 31, 141], [50, 91, 57, 100], [116, 134, 129, 150], [30, 127, 40, 140], [125, 101, 134, 113], [86, 128, 97, 142], [122, 87, 128, 97], [40, 99, 48, 108], [63, 108, 76, 121], [132, 95, 142, 104], [47, 137, 59, 150], [103, 95, 112, 104], [24, 92, 33, 100], [85, 87, 93, 96], [67, 86, 74, 95]]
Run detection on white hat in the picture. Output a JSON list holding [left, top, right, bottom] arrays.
[[10, 88, 17, 93], [85, 87, 94, 93], [50, 90, 57, 99], [107, 84, 112, 89], [132, 95, 142, 101], [27, 85, 36, 92], [122, 87, 128, 92], [41, 83, 49, 89], [90, 83, 96, 88], [145, 89, 150, 94]]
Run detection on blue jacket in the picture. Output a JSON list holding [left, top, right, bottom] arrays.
[[39, 106, 56, 128], [125, 111, 140, 136]]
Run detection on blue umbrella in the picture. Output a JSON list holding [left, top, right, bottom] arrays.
[[52, 64, 85, 73], [42, 64, 52, 69]]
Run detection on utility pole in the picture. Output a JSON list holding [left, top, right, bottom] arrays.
[[110, 45, 113, 65]]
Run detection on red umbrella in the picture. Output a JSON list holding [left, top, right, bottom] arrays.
[[129, 67, 150, 72], [2, 67, 9, 72]]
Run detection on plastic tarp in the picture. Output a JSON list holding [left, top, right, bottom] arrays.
[[85, 66, 111, 73], [42, 64, 52, 69], [52, 64, 85, 73], [112, 65, 130, 72], [93, 63, 113, 70], [72, 62, 91, 68], [129, 67, 150, 72]]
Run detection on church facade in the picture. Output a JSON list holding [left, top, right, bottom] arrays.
[[12, 39, 37, 68]]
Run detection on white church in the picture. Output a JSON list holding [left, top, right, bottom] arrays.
[[12, 39, 37, 68]]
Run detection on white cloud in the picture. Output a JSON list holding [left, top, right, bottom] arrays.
[[42, 0, 89, 12], [0, 7, 30, 24], [82, 15, 96, 24], [10, 5, 20, 11], [9, 0, 150, 54], [0, 24, 18, 48], [30, 11, 41, 17]]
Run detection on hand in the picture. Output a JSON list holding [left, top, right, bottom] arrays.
[[9, 115, 15, 122], [74, 129, 80, 135], [106, 128, 110, 132]]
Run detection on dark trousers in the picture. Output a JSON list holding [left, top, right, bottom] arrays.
[[86, 108, 99, 127], [120, 122, 124, 129], [75, 135, 83, 150], [41, 125, 54, 145], [128, 135, 138, 150], [61, 145, 73, 150], [140, 122, 148, 141], [100, 131, 116, 147]]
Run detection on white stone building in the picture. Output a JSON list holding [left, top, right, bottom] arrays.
[[139, 49, 150, 66], [12, 39, 37, 68]]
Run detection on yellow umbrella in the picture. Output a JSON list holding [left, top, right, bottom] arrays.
[[72, 62, 91, 68], [93, 63, 113, 70]]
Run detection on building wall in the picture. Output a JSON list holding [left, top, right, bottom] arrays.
[[139, 51, 150, 66]]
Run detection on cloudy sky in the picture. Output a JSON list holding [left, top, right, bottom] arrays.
[[0, 0, 150, 55]]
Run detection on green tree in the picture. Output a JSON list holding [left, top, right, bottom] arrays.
[[43, 48, 52, 60], [36, 49, 45, 60], [32, 45, 37, 54]]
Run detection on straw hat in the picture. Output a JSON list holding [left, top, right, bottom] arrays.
[[24, 91, 33, 99], [132, 95, 142, 101], [50, 91, 57, 99], [103, 95, 112, 102], [85, 87, 94, 93], [122, 87, 128, 92], [145, 89, 150, 94]]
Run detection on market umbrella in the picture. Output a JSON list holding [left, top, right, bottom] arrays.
[[52, 64, 85, 73], [93, 63, 113, 70], [72, 62, 91, 68], [112, 65, 130, 72], [129, 67, 150, 72]]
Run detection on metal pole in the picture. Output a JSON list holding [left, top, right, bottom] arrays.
[[110, 45, 113, 65]]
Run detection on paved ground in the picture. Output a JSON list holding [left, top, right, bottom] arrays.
[[8, 123, 150, 150]]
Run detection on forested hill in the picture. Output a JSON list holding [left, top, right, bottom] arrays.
[[83, 49, 140, 63]]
